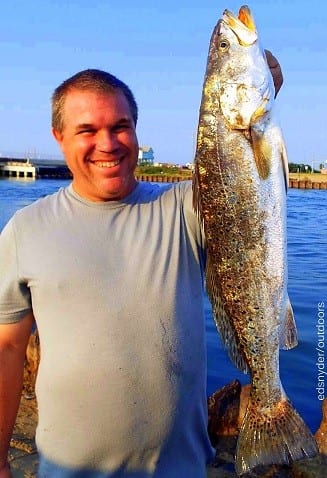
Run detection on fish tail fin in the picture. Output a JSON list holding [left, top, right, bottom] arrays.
[[235, 392, 318, 475]]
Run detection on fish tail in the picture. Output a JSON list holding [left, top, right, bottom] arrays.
[[235, 393, 318, 475]]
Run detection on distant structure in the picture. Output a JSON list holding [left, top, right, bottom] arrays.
[[0, 147, 155, 178], [0, 157, 71, 179], [138, 146, 154, 166], [184, 162, 194, 171], [0, 159, 36, 179]]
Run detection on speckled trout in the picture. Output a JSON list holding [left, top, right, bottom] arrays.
[[193, 5, 318, 475]]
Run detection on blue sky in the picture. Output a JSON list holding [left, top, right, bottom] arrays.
[[0, 0, 326, 167]]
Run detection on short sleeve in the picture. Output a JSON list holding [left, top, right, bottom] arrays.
[[179, 180, 206, 251], [0, 218, 31, 323]]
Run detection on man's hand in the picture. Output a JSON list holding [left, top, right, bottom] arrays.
[[265, 49, 283, 97]]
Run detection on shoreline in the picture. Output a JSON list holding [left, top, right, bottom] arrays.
[[135, 174, 327, 190], [2, 173, 327, 190]]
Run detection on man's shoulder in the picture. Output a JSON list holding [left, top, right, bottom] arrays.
[[12, 186, 69, 224], [134, 180, 192, 203]]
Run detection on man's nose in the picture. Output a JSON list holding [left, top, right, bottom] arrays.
[[96, 130, 118, 152]]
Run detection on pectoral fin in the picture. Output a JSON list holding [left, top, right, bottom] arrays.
[[250, 126, 272, 180]]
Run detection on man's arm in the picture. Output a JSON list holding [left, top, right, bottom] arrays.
[[0, 312, 35, 478]]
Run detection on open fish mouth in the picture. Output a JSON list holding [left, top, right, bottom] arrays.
[[222, 5, 258, 46], [215, 5, 272, 129]]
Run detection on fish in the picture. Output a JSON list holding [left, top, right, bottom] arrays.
[[193, 4, 318, 475]]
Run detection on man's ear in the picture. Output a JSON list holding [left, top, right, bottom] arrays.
[[52, 128, 63, 144]]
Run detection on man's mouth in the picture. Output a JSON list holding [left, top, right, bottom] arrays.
[[92, 159, 121, 169]]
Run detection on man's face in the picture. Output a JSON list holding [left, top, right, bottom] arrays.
[[53, 88, 139, 201]]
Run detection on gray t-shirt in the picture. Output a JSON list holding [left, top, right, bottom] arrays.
[[0, 181, 214, 476]]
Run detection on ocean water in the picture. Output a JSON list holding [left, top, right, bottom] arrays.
[[0, 178, 326, 433]]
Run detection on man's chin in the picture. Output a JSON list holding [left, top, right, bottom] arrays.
[[98, 177, 137, 201]]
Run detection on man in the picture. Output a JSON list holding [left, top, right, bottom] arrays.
[[0, 53, 283, 478]]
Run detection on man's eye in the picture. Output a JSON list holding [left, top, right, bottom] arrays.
[[77, 129, 95, 135], [114, 124, 129, 132], [113, 123, 131, 132]]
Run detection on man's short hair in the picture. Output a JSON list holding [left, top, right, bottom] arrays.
[[52, 69, 138, 132]]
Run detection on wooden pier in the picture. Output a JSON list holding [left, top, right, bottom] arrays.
[[135, 174, 186, 183], [136, 175, 327, 190], [289, 178, 327, 190]]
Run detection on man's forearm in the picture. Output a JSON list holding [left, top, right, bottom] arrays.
[[0, 313, 34, 472], [0, 344, 26, 470]]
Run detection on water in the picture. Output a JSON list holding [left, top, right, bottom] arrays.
[[206, 187, 327, 434], [0, 178, 326, 433]]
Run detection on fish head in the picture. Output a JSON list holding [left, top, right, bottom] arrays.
[[211, 5, 275, 130]]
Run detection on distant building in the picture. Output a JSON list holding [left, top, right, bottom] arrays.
[[184, 163, 194, 171], [138, 146, 154, 166]]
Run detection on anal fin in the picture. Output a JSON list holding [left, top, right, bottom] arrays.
[[280, 298, 298, 350]]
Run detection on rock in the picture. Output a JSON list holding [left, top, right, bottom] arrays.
[[241, 464, 292, 477], [314, 398, 327, 454], [207, 465, 237, 478], [207, 381, 242, 473], [23, 328, 40, 399], [207, 379, 242, 444], [207, 381, 251, 442], [291, 454, 327, 477]]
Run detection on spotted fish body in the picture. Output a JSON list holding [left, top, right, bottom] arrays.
[[193, 5, 318, 475]]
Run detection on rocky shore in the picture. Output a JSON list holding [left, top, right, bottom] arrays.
[[9, 331, 327, 477]]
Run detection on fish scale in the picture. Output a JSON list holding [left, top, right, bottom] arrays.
[[193, 5, 318, 475]]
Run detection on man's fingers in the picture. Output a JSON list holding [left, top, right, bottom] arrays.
[[265, 49, 284, 97]]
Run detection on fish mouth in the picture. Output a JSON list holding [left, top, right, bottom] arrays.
[[222, 5, 258, 46]]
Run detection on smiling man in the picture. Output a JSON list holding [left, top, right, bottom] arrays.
[[0, 61, 283, 478], [52, 71, 139, 201]]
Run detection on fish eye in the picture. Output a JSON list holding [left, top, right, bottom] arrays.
[[219, 39, 230, 51]]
